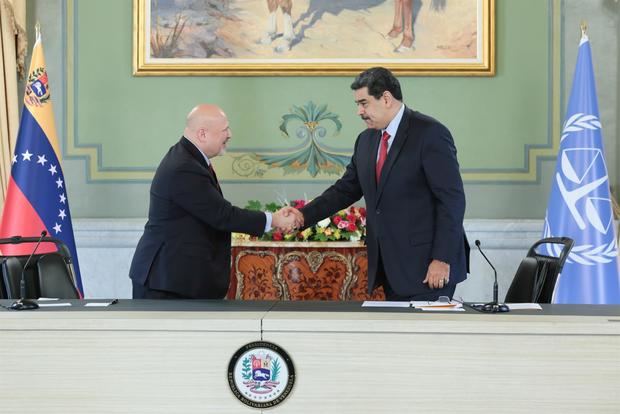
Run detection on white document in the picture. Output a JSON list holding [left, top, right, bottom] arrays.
[[411, 300, 462, 308], [411, 300, 464, 311], [506, 303, 543, 310], [419, 306, 465, 312], [37, 302, 72, 307], [362, 301, 411, 308], [85, 301, 115, 307]]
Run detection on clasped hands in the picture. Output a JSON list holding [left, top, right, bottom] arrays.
[[272, 206, 304, 233]]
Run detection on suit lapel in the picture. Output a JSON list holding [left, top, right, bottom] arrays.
[[180, 137, 221, 193], [366, 130, 382, 203], [375, 108, 412, 203]]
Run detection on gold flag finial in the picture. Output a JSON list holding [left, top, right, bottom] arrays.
[[580, 21, 588, 37]]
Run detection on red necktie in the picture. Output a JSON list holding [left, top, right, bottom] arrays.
[[375, 131, 390, 184], [209, 163, 222, 193]]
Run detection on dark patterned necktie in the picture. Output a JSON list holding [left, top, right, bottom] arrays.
[[208, 163, 222, 193]]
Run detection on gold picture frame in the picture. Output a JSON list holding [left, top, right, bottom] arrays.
[[133, 0, 495, 76]]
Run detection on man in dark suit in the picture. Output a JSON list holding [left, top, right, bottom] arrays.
[[130, 104, 295, 299], [293, 67, 469, 301]]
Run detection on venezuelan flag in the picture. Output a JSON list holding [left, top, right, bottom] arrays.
[[0, 30, 83, 294]]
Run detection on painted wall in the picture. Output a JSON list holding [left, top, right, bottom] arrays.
[[25, 0, 619, 220]]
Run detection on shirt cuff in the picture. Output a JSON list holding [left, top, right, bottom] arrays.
[[264, 212, 273, 232]]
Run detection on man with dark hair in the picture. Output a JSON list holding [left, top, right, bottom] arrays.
[[350, 66, 403, 101], [290, 67, 469, 301]]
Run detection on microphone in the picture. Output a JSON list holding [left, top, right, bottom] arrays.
[[10, 230, 47, 311], [472, 239, 509, 313]]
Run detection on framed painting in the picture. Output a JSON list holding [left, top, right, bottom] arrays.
[[133, 0, 495, 76]]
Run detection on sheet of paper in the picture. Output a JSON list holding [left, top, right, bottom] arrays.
[[506, 303, 543, 310], [37, 302, 72, 307], [85, 301, 115, 307], [419, 306, 465, 312], [362, 301, 411, 308], [411, 300, 462, 308]]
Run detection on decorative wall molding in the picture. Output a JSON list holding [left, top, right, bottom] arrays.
[[63, 0, 562, 184]]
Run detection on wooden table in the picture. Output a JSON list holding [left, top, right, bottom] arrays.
[[227, 240, 385, 300]]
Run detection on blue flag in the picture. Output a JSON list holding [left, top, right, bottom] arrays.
[[543, 34, 620, 304]]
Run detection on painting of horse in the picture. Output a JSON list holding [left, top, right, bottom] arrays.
[[135, 0, 494, 75]]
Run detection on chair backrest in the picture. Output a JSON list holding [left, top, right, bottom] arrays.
[[2, 256, 40, 299], [0, 235, 79, 299], [505, 237, 574, 303], [504, 257, 539, 303], [37, 254, 80, 299]]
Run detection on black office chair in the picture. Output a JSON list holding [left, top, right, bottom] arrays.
[[0, 235, 79, 299], [505, 237, 574, 303]]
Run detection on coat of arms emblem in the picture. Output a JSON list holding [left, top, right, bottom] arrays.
[[25, 67, 51, 106], [228, 341, 295, 409]]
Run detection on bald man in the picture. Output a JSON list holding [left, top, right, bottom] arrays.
[[129, 104, 296, 299]]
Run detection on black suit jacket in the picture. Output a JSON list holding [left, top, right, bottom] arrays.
[[129, 137, 266, 298], [301, 108, 468, 296]]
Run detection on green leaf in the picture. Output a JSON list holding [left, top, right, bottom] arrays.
[[292, 104, 310, 121], [279, 113, 305, 136], [315, 103, 328, 120], [271, 358, 281, 381], [323, 114, 343, 133], [264, 202, 281, 212], [245, 200, 263, 211]]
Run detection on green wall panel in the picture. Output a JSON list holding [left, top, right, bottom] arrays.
[[29, 0, 607, 218], [71, 0, 552, 179]]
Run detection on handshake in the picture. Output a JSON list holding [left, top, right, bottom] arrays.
[[272, 206, 305, 233]]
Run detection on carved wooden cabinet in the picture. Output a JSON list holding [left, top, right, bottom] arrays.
[[227, 241, 385, 300]]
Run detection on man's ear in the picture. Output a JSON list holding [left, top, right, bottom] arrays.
[[196, 127, 207, 142], [382, 91, 394, 105]]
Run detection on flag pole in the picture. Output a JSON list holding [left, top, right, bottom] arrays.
[[35, 21, 41, 43], [580, 21, 587, 37]]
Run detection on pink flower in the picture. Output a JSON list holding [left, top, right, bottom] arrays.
[[338, 220, 349, 229]]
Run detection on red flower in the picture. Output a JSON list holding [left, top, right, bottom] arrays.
[[347, 222, 357, 232], [332, 216, 342, 225], [347, 213, 357, 223], [291, 199, 306, 209], [358, 207, 366, 218], [272, 231, 283, 241]]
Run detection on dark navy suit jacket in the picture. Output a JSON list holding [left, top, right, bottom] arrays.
[[301, 108, 469, 296], [129, 137, 265, 298]]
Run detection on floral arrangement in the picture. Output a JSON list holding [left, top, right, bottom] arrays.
[[242, 199, 366, 242]]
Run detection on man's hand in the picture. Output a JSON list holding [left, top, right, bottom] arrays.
[[422, 259, 450, 289], [281, 206, 304, 229], [272, 207, 304, 233]]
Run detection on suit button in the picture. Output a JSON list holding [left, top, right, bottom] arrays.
[[376, 209, 381, 215]]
